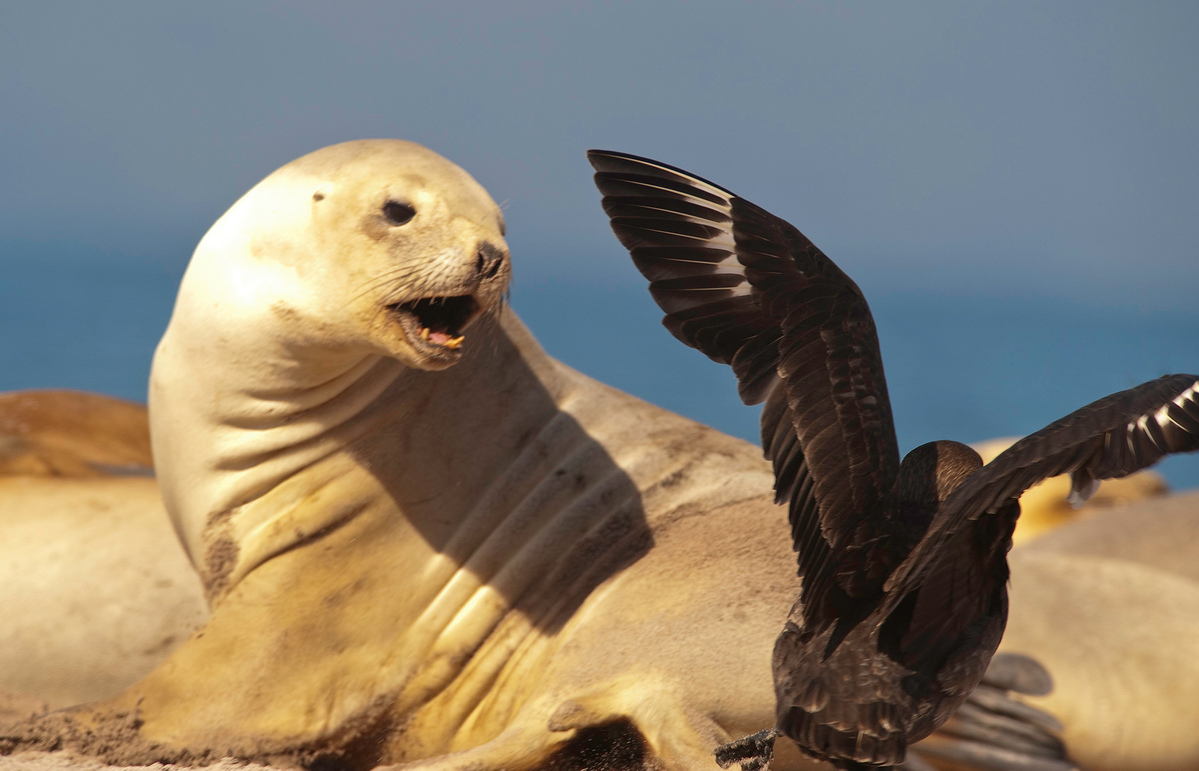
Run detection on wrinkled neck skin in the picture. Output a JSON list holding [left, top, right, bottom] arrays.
[[150, 242, 565, 602]]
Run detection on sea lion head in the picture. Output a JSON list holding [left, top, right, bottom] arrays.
[[151, 139, 513, 572], [207, 139, 511, 371]]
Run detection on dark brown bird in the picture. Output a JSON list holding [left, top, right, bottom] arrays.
[[586, 149, 1199, 770]]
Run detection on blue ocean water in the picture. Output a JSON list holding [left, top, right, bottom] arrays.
[[518, 278, 1199, 493], [2, 256, 1196, 491], [0, 256, 185, 399]]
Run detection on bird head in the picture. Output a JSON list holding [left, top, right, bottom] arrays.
[[895, 441, 984, 514]]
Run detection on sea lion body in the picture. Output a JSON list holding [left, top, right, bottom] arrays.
[[0, 390, 154, 478], [0, 474, 205, 711], [997, 492, 1199, 771], [129, 311, 794, 766], [0, 391, 204, 712]]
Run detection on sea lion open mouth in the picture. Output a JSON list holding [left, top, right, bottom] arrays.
[[388, 294, 480, 358]]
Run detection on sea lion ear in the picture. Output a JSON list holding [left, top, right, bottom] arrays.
[[311, 186, 330, 203]]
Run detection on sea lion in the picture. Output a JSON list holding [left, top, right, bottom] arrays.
[[0, 390, 154, 478], [3, 140, 798, 769], [0, 392, 205, 712], [997, 489, 1199, 771], [0, 473, 206, 713], [2, 141, 1196, 771], [996, 501, 1199, 771]]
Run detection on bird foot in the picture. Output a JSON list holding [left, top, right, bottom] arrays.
[[715, 727, 777, 771]]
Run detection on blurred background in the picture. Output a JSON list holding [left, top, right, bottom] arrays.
[[1, 1, 1196, 488]]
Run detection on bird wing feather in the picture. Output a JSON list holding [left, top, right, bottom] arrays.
[[886, 374, 1199, 600], [588, 150, 902, 626]]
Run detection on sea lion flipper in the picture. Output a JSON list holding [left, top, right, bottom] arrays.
[[909, 681, 1076, 771], [980, 652, 1055, 699], [544, 679, 736, 771]]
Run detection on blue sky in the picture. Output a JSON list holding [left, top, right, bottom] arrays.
[[2, 2, 1197, 486]]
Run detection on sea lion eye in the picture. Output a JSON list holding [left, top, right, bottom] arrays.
[[383, 200, 416, 226]]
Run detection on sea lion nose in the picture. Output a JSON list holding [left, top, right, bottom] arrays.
[[475, 242, 506, 280]]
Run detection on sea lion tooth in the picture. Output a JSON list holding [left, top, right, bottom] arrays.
[[445, 336, 464, 349]]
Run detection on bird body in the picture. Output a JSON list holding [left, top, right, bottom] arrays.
[[588, 149, 1199, 769], [773, 440, 1012, 767]]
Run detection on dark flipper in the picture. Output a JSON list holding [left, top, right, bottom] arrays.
[[978, 652, 1054, 697], [908, 654, 1077, 771]]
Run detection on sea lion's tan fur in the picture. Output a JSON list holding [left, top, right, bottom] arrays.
[[0, 474, 205, 711], [1, 141, 1196, 771], [0, 392, 204, 712], [999, 492, 1199, 770], [0, 391, 153, 478]]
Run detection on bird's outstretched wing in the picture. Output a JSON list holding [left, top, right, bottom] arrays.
[[587, 150, 902, 623], [887, 374, 1199, 596]]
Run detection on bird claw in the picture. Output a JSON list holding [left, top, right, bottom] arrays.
[[715, 727, 778, 771]]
